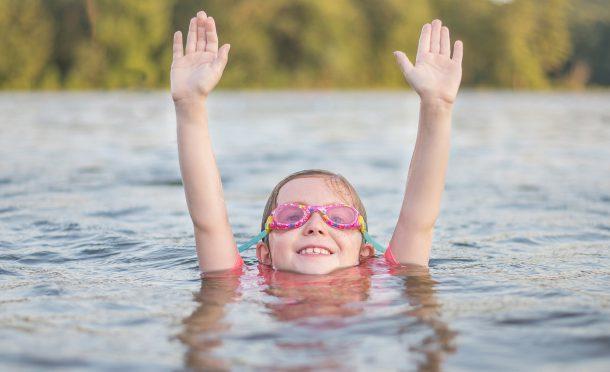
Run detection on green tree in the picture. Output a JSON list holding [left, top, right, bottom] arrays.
[[43, 0, 91, 89], [352, 0, 432, 87], [181, 0, 369, 88], [0, 0, 54, 89], [174, 1, 370, 87], [0, 0, 600, 90], [431, 0, 497, 86], [565, 0, 610, 86], [492, 0, 571, 88], [67, 0, 176, 89], [493, 0, 549, 88], [434, 0, 571, 88]]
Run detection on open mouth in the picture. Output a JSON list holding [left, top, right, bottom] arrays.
[[297, 247, 333, 255]]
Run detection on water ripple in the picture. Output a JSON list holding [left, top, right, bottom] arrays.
[[1, 92, 609, 370], [87, 207, 149, 218]]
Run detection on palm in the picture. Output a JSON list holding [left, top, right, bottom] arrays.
[[170, 12, 230, 102], [394, 20, 463, 105], [171, 51, 220, 100]]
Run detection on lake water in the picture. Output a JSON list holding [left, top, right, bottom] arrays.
[[1, 91, 609, 371]]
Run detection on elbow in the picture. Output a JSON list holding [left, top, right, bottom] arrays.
[[193, 222, 214, 235]]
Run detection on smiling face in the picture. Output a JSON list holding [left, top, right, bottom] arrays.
[[256, 176, 374, 275]]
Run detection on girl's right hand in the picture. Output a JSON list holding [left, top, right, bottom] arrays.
[[171, 11, 230, 104]]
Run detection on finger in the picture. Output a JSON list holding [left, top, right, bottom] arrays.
[[196, 11, 207, 52], [205, 17, 219, 55], [393, 51, 414, 77], [212, 43, 230, 72], [430, 19, 442, 54], [172, 31, 183, 59], [185, 17, 197, 54], [440, 26, 450, 56], [416, 23, 431, 61], [452, 40, 463, 64]]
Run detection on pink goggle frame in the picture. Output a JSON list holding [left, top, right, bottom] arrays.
[[237, 203, 385, 253], [269, 203, 362, 230]]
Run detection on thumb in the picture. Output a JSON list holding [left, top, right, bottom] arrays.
[[393, 51, 414, 79], [213, 43, 231, 71]]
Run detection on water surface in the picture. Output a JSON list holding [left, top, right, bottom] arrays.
[[1, 91, 609, 370]]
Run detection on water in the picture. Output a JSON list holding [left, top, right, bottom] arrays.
[[1, 91, 609, 371]]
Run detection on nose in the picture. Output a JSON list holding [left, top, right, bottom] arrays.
[[302, 211, 327, 236]]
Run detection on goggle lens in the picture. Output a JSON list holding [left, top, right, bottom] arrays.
[[272, 204, 359, 227], [274, 205, 306, 224], [325, 205, 358, 225]]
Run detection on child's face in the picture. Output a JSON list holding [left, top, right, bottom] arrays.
[[256, 177, 373, 275]]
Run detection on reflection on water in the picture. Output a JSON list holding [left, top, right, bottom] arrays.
[[1, 92, 610, 370], [180, 261, 455, 370], [179, 271, 240, 370]]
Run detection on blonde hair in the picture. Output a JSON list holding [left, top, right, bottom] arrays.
[[260, 169, 367, 245]]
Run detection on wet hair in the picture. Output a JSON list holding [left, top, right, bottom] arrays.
[[260, 169, 367, 245]]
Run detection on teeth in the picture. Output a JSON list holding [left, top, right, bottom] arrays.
[[298, 247, 331, 255]]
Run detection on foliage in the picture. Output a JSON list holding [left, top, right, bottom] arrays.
[[0, 0, 55, 89], [0, 0, 607, 89]]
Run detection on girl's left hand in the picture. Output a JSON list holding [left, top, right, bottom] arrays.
[[394, 19, 463, 106]]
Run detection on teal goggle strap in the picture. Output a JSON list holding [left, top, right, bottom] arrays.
[[237, 216, 386, 254], [238, 216, 273, 253], [358, 216, 386, 253]]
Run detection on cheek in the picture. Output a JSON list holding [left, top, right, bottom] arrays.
[[333, 231, 362, 251], [268, 230, 299, 255], [269, 230, 297, 245]]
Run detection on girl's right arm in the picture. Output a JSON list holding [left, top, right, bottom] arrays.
[[171, 11, 239, 272]]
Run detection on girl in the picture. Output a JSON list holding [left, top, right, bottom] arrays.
[[170, 11, 463, 275]]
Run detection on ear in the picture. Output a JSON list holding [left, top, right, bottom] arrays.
[[359, 242, 375, 260], [256, 241, 273, 266]]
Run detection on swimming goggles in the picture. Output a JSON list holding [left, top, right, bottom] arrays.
[[237, 203, 386, 253]]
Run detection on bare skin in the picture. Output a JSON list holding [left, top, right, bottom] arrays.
[[171, 12, 463, 273]]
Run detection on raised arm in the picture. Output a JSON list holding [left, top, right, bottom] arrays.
[[171, 11, 238, 272], [389, 20, 463, 266]]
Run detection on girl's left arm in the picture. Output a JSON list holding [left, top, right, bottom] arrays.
[[389, 19, 463, 266]]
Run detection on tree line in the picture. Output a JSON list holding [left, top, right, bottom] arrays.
[[0, 0, 608, 90]]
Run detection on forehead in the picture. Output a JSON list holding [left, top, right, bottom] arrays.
[[276, 177, 352, 206]]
